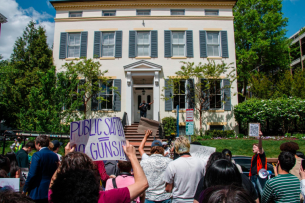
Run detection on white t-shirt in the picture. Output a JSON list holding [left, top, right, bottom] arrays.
[[142, 153, 150, 160], [163, 156, 205, 199]]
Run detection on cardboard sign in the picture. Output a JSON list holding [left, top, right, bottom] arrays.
[[137, 117, 160, 137], [186, 122, 194, 135], [249, 123, 260, 137], [0, 178, 20, 192], [186, 109, 194, 122], [70, 117, 127, 161], [190, 144, 216, 163], [21, 168, 29, 181]]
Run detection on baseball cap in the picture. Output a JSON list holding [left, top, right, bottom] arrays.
[[151, 140, 162, 147], [52, 140, 63, 150]]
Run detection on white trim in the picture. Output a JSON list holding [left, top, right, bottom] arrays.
[[133, 84, 154, 88], [131, 72, 155, 76]]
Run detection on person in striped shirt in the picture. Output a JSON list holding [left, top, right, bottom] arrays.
[[262, 151, 300, 203]]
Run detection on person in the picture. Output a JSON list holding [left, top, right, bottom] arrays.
[[16, 141, 35, 168], [222, 149, 243, 173], [23, 135, 59, 203], [261, 151, 300, 203], [162, 142, 170, 157], [199, 185, 255, 203], [164, 136, 205, 202], [106, 161, 141, 203], [249, 131, 266, 193], [0, 155, 10, 174], [93, 160, 115, 184], [50, 141, 149, 203], [280, 142, 302, 179], [140, 135, 172, 203], [11, 137, 23, 153], [299, 165, 305, 202], [5, 152, 21, 179], [51, 140, 63, 161], [139, 129, 155, 160], [0, 169, 8, 178], [204, 152, 223, 173], [139, 100, 154, 118], [0, 189, 35, 203], [194, 159, 258, 203]]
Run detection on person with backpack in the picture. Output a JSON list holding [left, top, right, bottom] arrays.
[[139, 100, 154, 118]]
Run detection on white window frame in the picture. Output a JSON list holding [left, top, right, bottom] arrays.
[[102, 10, 116, 16], [209, 80, 223, 110], [172, 31, 186, 57], [136, 10, 151, 16], [69, 11, 82, 17], [67, 33, 81, 58], [205, 10, 219, 16], [207, 31, 221, 57], [101, 32, 116, 57], [171, 9, 185, 16], [173, 80, 187, 110], [136, 31, 151, 57], [99, 80, 114, 110]]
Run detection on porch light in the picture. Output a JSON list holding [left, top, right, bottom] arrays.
[[142, 89, 146, 95]]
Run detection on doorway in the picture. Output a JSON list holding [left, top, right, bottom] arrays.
[[134, 89, 153, 122]]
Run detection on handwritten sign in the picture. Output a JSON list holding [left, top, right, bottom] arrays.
[[70, 117, 127, 161], [190, 144, 216, 163], [0, 178, 20, 192], [249, 123, 260, 137]]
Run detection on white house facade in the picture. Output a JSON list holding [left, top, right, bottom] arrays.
[[50, 0, 239, 134]]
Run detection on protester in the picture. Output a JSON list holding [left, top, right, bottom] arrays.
[[23, 135, 58, 203], [139, 100, 154, 118], [199, 185, 255, 203], [93, 160, 115, 184], [205, 152, 223, 172], [299, 165, 305, 201], [262, 151, 300, 203], [5, 152, 20, 179], [280, 141, 302, 179], [194, 159, 258, 203], [0, 155, 10, 174], [140, 136, 172, 203], [162, 142, 170, 157], [139, 129, 153, 160], [222, 149, 243, 173], [164, 136, 204, 202], [51, 140, 63, 161], [16, 141, 35, 168], [10, 137, 23, 153], [0, 189, 35, 203], [0, 169, 8, 178]]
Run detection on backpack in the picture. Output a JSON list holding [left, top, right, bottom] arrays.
[[104, 160, 119, 176]]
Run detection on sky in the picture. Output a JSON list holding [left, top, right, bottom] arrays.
[[0, 0, 304, 59]]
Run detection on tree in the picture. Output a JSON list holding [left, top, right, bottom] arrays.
[[234, 0, 289, 101], [163, 61, 236, 132]]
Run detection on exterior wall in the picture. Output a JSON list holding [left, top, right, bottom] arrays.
[[53, 6, 238, 134]]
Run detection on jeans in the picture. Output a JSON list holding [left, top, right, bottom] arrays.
[[140, 111, 147, 118], [145, 199, 171, 203]]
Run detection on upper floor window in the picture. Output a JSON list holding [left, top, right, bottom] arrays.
[[102, 32, 115, 57], [173, 80, 186, 109], [68, 33, 81, 58], [137, 32, 150, 56], [137, 10, 151, 16], [103, 10, 116, 16], [69, 11, 82, 17], [171, 10, 185, 16], [207, 32, 220, 56], [205, 10, 219, 16], [172, 31, 185, 56], [210, 80, 222, 109]]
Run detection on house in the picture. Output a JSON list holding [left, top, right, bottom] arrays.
[[0, 13, 7, 38], [50, 0, 239, 134], [290, 27, 305, 71]]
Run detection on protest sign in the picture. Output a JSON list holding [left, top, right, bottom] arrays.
[[21, 168, 29, 181], [190, 144, 216, 163], [249, 123, 260, 137], [0, 178, 20, 192], [70, 117, 127, 161], [137, 117, 160, 137]]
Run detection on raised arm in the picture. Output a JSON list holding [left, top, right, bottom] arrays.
[[258, 131, 264, 154], [149, 100, 154, 105], [139, 130, 152, 157], [124, 140, 149, 200]]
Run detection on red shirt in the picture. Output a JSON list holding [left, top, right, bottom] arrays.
[[93, 161, 109, 182], [98, 187, 131, 203]]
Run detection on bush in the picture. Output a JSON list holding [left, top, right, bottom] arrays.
[[294, 134, 305, 140], [205, 130, 235, 138], [162, 117, 176, 137], [238, 134, 245, 138]]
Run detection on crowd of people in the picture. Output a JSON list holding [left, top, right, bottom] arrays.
[[0, 131, 305, 203]]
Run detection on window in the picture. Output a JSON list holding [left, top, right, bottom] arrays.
[[137, 32, 150, 56], [137, 10, 151, 15], [172, 32, 185, 56], [207, 32, 220, 56], [171, 10, 185, 15], [173, 80, 186, 109], [92, 80, 114, 110], [210, 125, 224, 131], [205, 10, 219, 16], [102, 32, 115, 57], [68, 33, 81, 58], [210, 80, 222, 109], [69, 12, 82, 17], [103, 11, 116, 16]]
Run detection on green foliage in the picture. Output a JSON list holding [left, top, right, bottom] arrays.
[[205, 130, 235, 138], [234, 97, 305, 134], [294, 134, 305, 140], [161, 117, 177, 137], [285, 133, 291, 138], [238, 134, 245, 138], [299, 27, 305, 35]]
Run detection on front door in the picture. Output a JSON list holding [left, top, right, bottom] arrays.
[[134, 90, 153, 122]]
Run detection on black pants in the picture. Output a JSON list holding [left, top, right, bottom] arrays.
[[140, 111, 147, 118]]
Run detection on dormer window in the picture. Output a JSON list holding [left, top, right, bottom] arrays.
[[69, 11, 82, 17]]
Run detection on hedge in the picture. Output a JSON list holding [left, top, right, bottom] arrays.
[[205, 130, 235, 138]]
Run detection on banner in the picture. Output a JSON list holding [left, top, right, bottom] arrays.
[[70, 117, 127, 161]]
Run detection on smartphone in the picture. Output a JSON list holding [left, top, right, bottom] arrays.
[[302, 159, 305, 170]]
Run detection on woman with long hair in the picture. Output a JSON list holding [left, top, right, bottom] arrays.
[[5, 152, 20, 179]]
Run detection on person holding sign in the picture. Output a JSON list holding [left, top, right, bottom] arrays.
[[139, 100, 154, 118]]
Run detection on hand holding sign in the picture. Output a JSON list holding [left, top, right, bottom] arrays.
[[122, 140, 136, 159], [65, 142, 76, 156]]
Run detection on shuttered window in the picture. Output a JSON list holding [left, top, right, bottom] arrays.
[[92, 80, 114, 110], [173, 80, 186, 109], [207, 31, 220, 56], [68, 33, 81, 58], [102, 32, 115, 57], [137, 32, 150, 56], [172, 32, 185, 56], [209, 80, 222, 109]]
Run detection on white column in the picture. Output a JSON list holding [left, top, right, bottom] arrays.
[[126, 72, 132, 125], [153, 71, 160, 121]]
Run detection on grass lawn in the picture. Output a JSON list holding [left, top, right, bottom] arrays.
[[198, 139, 305, 158]]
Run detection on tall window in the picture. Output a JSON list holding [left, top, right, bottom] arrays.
[[147, 95, 151, 110], [207, 32, 220, 56], [103, 11, 116, 16], [102, 32, 115, 57], [137, 32, 150, 56], [205, 10, 219, 16], [210, 80, 222, 109], [101, 80, 113, 110], [173, 80, 186, 109], [171, 10, 185, 15], [172, 32, 185, 56], [137, 10, 150, 15], [68, 33, 81, 58], [69, 12, 82, 17]]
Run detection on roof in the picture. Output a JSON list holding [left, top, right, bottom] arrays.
[[50, 0, 236, 2], [0, 13, 7, 24]]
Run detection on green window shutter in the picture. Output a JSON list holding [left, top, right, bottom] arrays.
[[221, 31, 229, 58], [165, 79, 173, 111], [91, 80, 99, 111], [187, 79, 195, 109], [201, 79, 210, 110], [59, 32, 67, 59], [93, 31, 101, 58], [200, 31, 207, 58], [151, 30, 158, 58], [115, 31, 122, 58], [113, 79, 121, 111], [80, 32, 88, 58], [164, 30, 172, 58], [223, 79, 231, 111], [186, 30, 194, 57], [129, 31, 136, 58]]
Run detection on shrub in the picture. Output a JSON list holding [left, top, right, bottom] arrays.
[[162, 117, 176, 137], [294, 133, 305, 140], [238, 134, 245, 138], [205, 130, 235, 138]]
